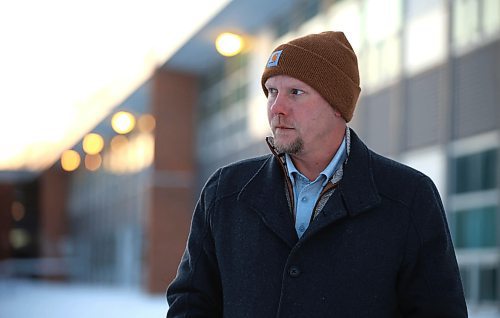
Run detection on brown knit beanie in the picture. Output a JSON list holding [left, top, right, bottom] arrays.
[[261, 31, 361, 122]]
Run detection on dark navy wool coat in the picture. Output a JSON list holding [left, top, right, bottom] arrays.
[[167, 130, 467, 318]]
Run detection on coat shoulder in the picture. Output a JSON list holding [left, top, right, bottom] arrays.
[[369, 150, 430, 207], [216, 154, 272, 198]]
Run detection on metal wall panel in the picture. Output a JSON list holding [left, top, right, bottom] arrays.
[[404, 66, 445, 150], [359, 86, 400, 156], [453, 42, 499, 139]]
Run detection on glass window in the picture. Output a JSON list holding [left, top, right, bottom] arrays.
[[453, 0, 500, 49], [460, 266, 500, 303], [450, 144, 499, 308], [483, 149, 498, 190], [364, 0, 401, 44], [405, 0, 447, 75], [197, 52, 250, 162], [327, 0, 362, 52], [360, 35, 402, 89], [360, 0, 402, 89], [451, 206, 497, 248], [479, 267, 498, 301], [363, 43, 381, 86], [483, 0, 500, 36], [407, 0, 444, 19], [453, 149, 497, 193], [452, 0, 480, 48], [199, 63, 225, 119], [380, 35, 401, 82]]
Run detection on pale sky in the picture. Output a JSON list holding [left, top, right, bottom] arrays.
[[0, 0, 230, 171]]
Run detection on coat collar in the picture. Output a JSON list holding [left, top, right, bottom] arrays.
[[237, 154, 298, 248], [304, 129, 381, 240], [337, 129, 381, 217], [238, 128, 381, 245]]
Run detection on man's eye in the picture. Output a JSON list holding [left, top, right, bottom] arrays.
[[291, 89, 304, 95], [268, 88, 278, 95]]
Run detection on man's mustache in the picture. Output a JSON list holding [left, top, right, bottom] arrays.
[[271, 115, 294, 130]]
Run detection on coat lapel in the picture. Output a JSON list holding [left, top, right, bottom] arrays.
[[304, 130, 382, 239], [304, 190, 348, 239], [237, 156, 298, 248]]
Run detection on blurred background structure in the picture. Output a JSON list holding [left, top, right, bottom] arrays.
[[0, 0, 499, 317]]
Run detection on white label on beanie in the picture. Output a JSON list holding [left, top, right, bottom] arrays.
[[266, 50, 283, 68]]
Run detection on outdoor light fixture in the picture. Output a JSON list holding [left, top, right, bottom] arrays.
[[215, 32, 244, 57], [60, 149, 81, 172], [111, 111, 136, 134], [82, 133, 104, 155]]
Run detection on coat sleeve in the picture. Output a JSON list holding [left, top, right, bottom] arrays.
[[397, 176, 468, 317], [166, 169, 223, 318]]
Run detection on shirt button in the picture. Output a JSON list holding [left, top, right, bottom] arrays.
[[298, 224, 305, 232], [301, 196, 308, 202], [289, 266, 301, 278]]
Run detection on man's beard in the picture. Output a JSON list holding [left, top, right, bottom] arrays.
[[274, 135, 304, 154], [271, 115, 303, 154]]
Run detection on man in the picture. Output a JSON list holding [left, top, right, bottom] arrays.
[[167, 31, 467, 317]]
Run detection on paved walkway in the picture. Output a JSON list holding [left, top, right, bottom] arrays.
[[0, 278, 167, 318]]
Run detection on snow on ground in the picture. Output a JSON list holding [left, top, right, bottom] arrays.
[[1, 278, 499, 318], [0, 278, 167, 318]]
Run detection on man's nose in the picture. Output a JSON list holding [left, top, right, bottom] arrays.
[[269, 93, 288, 116]]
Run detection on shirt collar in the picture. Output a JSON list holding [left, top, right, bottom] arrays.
[[285, 134, 348, 187]]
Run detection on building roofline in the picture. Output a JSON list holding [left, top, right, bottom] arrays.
[[164, 0, 298, 74]]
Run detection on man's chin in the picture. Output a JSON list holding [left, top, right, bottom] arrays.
[[273, 138, 303, 154]]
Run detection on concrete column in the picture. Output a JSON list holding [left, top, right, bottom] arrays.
[[147, 68, 197, 293], [38, 165, 69, 279], [0, 184, 15, 260]]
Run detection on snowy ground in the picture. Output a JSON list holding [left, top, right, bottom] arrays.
[[1, 278, 498, 317], [0, 278, 167, 318]]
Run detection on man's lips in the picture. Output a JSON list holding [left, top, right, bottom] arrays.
[[274, 127, 294, 134], [273, 126, 295, 135]]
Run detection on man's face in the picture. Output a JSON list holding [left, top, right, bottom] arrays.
[[265, 75, 343, 156]]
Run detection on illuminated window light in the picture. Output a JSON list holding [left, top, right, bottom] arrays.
[[85, 154, 102, 171], [61, 150, 81, 172], [11, 201, 25, 222], [138, 114, 156, 133], [9, 229, 30, 249], [110, 135, 129, 152], [82, 133, 104, 155], [104, 133, 154, 174], [215, 32, 244, 57], [111, 111, 136, 134]]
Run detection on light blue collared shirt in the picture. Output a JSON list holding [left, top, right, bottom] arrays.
[[286, 137, 347, 238]]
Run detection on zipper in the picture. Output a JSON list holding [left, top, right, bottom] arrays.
[[311, 181, 338, 221], [266, 137, 296, 220]]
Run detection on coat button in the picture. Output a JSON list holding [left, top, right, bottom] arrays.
[[289, 266, 301, 278]]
